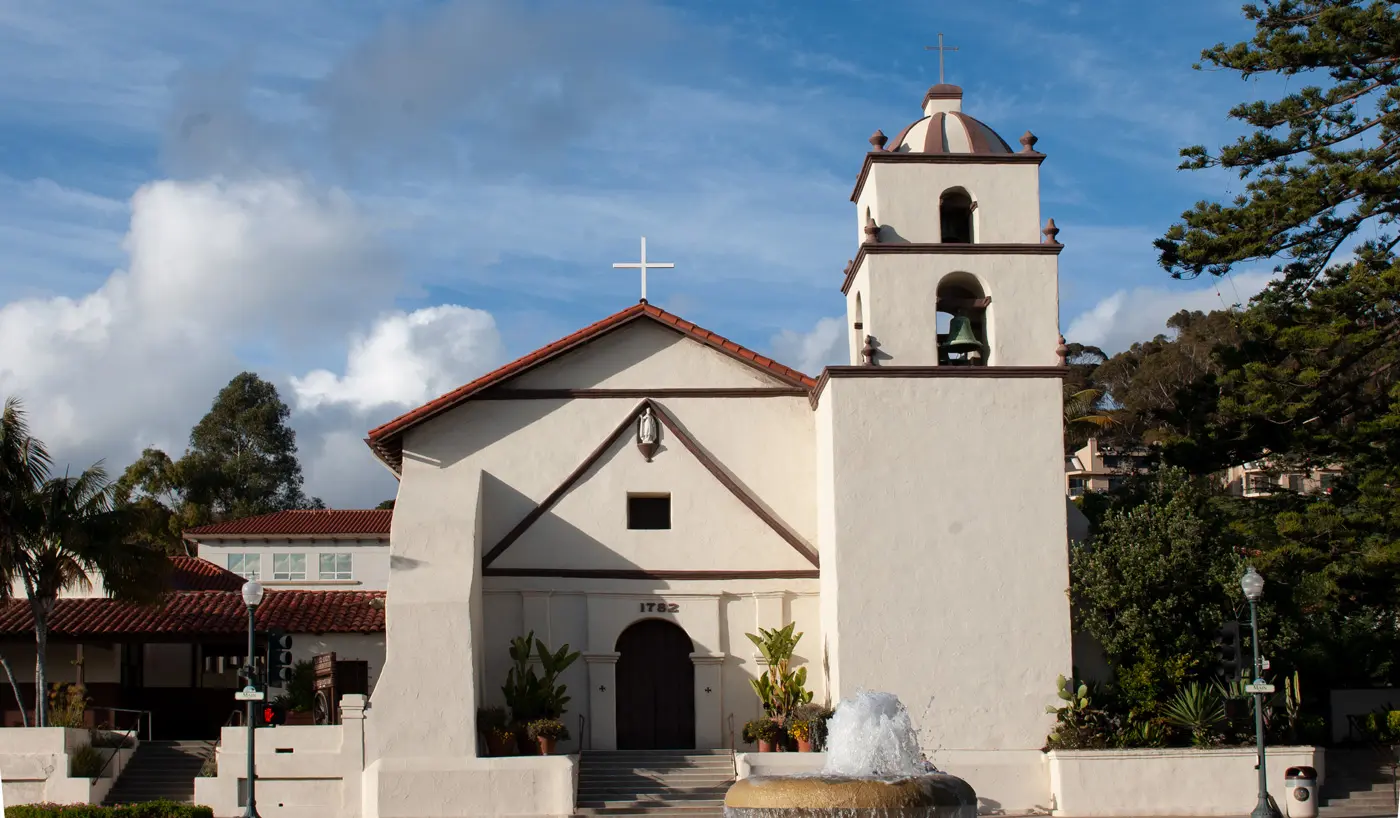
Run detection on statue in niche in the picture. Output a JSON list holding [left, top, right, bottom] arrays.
[[637, 406, 660, 461]]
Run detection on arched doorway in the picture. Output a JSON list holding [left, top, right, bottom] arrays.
[[615, 619, 695, 749]]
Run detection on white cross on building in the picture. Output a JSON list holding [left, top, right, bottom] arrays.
[[612, 237, 674, 304]]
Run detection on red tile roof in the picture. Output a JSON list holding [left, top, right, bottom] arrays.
[[0, 590, 385, 638], [168, 557, 246, 591], [364, 302, 817, 471], [184, 509, 392, 539]]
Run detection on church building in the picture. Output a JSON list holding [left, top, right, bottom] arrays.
[[359, 81, 1073, 815]]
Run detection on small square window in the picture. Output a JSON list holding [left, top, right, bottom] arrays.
[[319, 553, 352, 580], [627, 495, 671, 530], [228, 553, 260, 581], [273, 554, 306, 581]]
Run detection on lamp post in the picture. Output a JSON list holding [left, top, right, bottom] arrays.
[[241, 580, 264, 818], [1241, 565, 1270, 818]]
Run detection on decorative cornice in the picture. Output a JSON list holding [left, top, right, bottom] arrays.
[[475, 388, 808, 400], [582, 651, 621, 664], [689, 652, 727, 666], [810, 365, 1069, 407], [484, 568, 820, 581], [482, 399, 819, 569], [851, 150, 1045, 203], [841, 242, 1062, 294]]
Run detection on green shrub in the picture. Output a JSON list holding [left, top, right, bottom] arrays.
[[742, 718, 781, 744], [88, 731, 134, 750], [526, 718, 569, 741], [48, 683, 90, 729], [5, 803, 214, 817], [69, 744, 104, 778], [197, 750, 217, 778], [1162, 683, 1226, 748]]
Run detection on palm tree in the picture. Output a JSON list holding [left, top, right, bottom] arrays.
[[1065, 386, 1117, 440], [0, 398, 51, 726], [17, 464, 166, 726]]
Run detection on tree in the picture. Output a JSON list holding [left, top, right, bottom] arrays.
[[0, 398, 51, 726], [375, 499, 395, 510], [116, 373, 323, 542], [182, 373, 315, 518], [16, 464, 166, 726], [1156, 0, 1400, 295], [1061, 342, 1116, 452], [1071, 468, 1245, 708]]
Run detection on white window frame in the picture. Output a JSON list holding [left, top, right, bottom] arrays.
[[319, 553, 353, 581], [228, 553, 260, 581], [273, 553, 306, 581]]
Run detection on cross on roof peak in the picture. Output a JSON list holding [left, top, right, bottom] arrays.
[[612, 237, 674, 304]]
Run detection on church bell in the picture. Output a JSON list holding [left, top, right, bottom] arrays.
[[942, 314, 983, 359]]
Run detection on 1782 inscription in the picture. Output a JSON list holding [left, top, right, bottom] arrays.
[[639, 602, 680, 613]]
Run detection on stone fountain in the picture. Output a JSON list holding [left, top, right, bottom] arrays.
[[724, 692, 977, 818]]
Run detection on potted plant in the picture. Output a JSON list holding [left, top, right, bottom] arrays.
[[501, 631, 581, 754], [479, 707, 516, 756], [528, 718, 570, 755], [744, 718, 782, 752], [788, 718, 814, 752]]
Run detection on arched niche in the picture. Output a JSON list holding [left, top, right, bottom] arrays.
[[939, 187, 976, 244], [936, 272, 989, 366]]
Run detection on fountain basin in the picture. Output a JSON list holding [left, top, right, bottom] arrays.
[[724, 772, 977, 818]]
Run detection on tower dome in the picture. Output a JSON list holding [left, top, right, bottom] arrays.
[[884, 84, 1017, 155]]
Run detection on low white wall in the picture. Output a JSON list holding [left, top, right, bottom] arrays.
[[361, 755, 577, 818], [0, 727, 134, 806], [737, 749, 1052, 815], [1047, 747, 1324, 817], [1330, 688, 1399, 743], [195, 695, 367, 818]]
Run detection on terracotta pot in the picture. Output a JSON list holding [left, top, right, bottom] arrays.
[[797, 738, 813, 752], [484, 731, 517, 756], [538, 736, 558, 755], [757, 739, 774, 752]]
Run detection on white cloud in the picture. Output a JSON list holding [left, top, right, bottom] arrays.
[[1064, 270, 1274, 353], [0, 176, 399, 501], [770, 316, 847, 376], [292, 305, 505, 413]]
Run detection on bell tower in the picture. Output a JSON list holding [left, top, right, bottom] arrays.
[[841, 83, 1063, 367], [815, 81, 1072, 809]]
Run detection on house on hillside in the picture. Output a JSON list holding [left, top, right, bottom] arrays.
[[1064, 438, 1152, 497]]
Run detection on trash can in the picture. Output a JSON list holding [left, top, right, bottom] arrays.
[[1285, 765, 1318, 818]]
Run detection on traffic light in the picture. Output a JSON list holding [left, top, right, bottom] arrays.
[[266, 629, 294, 687], [1215, 621, 1242, 680], [262, 702, 286, 727]]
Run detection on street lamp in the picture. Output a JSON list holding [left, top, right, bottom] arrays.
[[1241, 566, 1270, 818], [241, 580, 264, 818]]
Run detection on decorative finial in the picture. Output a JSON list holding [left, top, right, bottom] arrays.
[[863, 213, 880, 243], [843, 259, 853, 277], [861, 335, 879, 366], [1056, 334, 1069, 367], [1042, 218, 1061, 245], [1019, 131, 1039, 153], [869, 130, 888, 151]]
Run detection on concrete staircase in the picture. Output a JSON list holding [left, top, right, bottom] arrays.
[[1321, 748, 1398, 818], [576, 749, 735, 817], [103, 740, 212, 806]]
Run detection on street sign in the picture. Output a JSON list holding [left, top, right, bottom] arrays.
[[1261, 658, 1271, 671], [1245, 683, 1275, 694], [235, 686, 265, 701]]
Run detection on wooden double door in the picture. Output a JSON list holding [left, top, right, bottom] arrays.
[[615, 620, 696, 749]]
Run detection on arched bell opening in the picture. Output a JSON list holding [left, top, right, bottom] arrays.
[[936, 273, 989, 366], [851, 291, 865, 365], [939, 187, 976, 244]]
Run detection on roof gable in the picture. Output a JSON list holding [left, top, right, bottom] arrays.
[[365, 303, 815, 472], [483, 399, 817, 577]]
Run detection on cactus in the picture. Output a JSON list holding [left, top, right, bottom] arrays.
[[1047, 674, 1090, 714]]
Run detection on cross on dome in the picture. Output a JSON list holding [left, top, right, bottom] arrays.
[[923, 33, 959, 85], [612, 237, 675, 304]]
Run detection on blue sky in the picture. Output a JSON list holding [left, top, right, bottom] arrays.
[[0, 0, 1275, 505]]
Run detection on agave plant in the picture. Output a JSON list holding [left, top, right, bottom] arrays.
[[1163, 683, 1226, 748]]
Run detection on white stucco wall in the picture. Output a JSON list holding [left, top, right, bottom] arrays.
[[817, 375, 1071, 757], [196, 538, 390, 590], [857, 161, 1042, 246]]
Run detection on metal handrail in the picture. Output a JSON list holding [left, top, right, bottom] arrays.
[[94, 706, 153, 742], [93, 723, 139, 781]]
